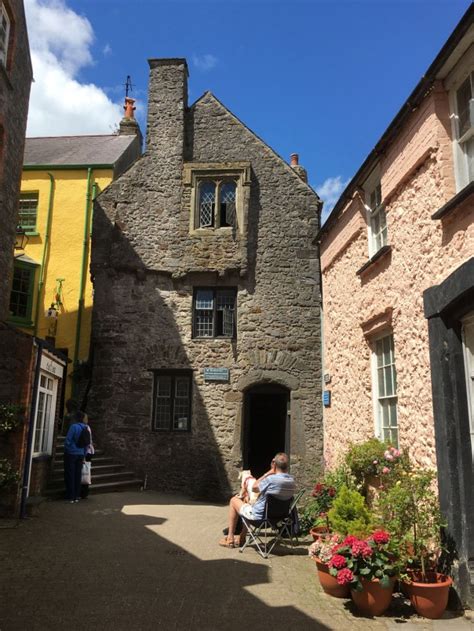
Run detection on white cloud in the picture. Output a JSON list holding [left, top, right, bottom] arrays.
[[316, 175, 351, 223], [192, 53, 218, 72], [25, 0, 122, 136], [102, 43, 112, 56]]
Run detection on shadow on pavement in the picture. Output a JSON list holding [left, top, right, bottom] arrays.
[[0, 492, 331, 631]]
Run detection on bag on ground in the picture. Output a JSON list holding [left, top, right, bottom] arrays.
[[81, 461, 92, 485]]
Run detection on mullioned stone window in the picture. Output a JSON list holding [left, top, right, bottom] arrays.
[[152, 370, 192, 432], [183, 162, 251, 235], [192, 287, 236, 338]]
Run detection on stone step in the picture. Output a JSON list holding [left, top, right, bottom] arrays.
[[45, 478, 142, 497], [47, 471, 137, 489], [52, 462, 123, 476], [54, 449, 104, 465]]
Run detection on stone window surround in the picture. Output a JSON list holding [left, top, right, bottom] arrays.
[[151, 369, 193, 433], [183, 161, 251, 236], [445, 44, 474, 193]]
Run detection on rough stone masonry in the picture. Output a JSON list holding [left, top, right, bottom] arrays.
[[88, 59, 323, 500]]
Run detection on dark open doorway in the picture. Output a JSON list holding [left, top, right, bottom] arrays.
[[243, 384, 290, 478]]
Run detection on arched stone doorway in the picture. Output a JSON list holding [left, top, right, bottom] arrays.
[[242, 383, 290, 478]]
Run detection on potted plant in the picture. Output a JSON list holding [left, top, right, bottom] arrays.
[[300, 482, 337, 539], [327, 530, 398, 616], [378, 469, 451, 619], [309, 534, 350, 598], [328, 485, 372, 538]]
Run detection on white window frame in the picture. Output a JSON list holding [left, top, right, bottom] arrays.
[[363, 167, 388, 257], [370, 332, 399, 446], [461, 312, 474, 461], [446, 45, 474, 192], [32, 371, 58, 457], [0, 3, 10, 67]]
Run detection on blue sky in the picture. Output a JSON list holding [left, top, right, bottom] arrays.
[[25, 0, 470, 217]]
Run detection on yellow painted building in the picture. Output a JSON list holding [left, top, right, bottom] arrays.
[[10, 131, 141, 403]]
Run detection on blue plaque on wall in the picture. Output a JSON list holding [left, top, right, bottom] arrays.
[[323, 390, 331, 407], [203, 367, 230, 382]]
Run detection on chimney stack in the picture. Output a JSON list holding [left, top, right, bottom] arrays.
[[290, 152, 308, 183], [119, 97, 139, 134], [146, 58, 188, 159]]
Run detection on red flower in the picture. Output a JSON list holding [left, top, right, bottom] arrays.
[[342, 535, 359, 547], [328, 487, 336, 497], [336, 568, 354, 585], [372, 530, 390, 545], [351, 540, 373, 558], [328, 554, 347, 569]]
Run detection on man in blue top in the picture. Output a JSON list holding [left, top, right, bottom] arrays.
[[63, 410, 88, 503], [219, 452, 296, 547]]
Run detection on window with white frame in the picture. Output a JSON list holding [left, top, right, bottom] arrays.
[[152, 371, 192, 432], [372, 333, 398, 446], [462, 312, 474, 459], [33, 372, 58, 456], [0, 3, 10, 67], [364, 173, 388, 257], [197, 178, 237, 229], [193, 287, 236, 338], [452, 71, 474, 190]]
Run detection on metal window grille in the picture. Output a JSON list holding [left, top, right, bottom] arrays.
[[0, 5, 9, 66], [18, 194, 39, 231], [153, 373, 191, 431], [9, 265, 33, 319], [375, 335, 398, 446], [220, 181, 236, 227], [199, 182, 216, 227]]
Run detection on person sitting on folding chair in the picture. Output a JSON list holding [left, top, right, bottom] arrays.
[[219, 452, 295, 548]]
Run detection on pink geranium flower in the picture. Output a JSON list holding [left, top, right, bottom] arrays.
[[351, 539, 373, 558], [328, 554, 347, 569], [371, 530, 390, 545], [336, 568, 354, 585]]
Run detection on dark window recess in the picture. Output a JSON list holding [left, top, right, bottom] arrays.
[[9, 263, 34, 321], [193, 288, 236, 338], [152, 371, 192, 432]]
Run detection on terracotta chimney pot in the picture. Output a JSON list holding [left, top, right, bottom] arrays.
[[124, 97, 136, 120], [290, 153, 299, 166]]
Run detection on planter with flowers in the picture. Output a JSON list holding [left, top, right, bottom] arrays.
[[377, 469, 451, 619], [309, 534, 350, 598], [327, 530, 399, 616], [301, 482, 337, 539]]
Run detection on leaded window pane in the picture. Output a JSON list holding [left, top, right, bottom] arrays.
[[199, 181, 215, 228], [220, 181, 236, 227], [155, 376, 172, 429], [216, 290, 235, 337], [0, 6, 9, 65], [195, 289, 214, 310], [153, 374, 191, 431], [173, 377, 190, 431]]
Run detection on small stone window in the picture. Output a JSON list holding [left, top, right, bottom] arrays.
[[193, 288, 236, 338], [152, 370, 192, 432], [197, 179, 237, 228], [0, 3, 10, 67]]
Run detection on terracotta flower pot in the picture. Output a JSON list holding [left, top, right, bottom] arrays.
[[403, 572, 452, 619], [314, 558, 350, 598], [350, 577, 396, 616], [310, 526, 330, 541]]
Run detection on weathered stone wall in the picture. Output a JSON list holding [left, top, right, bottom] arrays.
[[0, 0, 32, 321], [321, 85, 474, 469], [89, 59, 322, 500]]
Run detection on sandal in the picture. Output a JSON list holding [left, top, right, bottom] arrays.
[[234, 535, 246, 547], [218, 537, 235, 548]]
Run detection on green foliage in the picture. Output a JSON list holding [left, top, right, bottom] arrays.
[[0, 403, 24, 434], [328, 485, 373, 537], [345, 438, 409, 489], [0, 459, 20, 489], [376, 469, 445, 578], [323, 463, 357, 493]]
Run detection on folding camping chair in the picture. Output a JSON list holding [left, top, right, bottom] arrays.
[[239, 488, 306, 559]]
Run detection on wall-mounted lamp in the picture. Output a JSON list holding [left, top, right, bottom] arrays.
[[14, 225, 29, 251]]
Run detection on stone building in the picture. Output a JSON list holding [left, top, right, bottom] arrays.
[[318, 7, 473, 605], [89, 59, 322, 500]]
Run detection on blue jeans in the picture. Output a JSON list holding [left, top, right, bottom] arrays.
[[64, 453, 83, 500]]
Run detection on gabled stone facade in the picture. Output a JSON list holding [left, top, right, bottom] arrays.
[[89, 59, 322, 500]]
